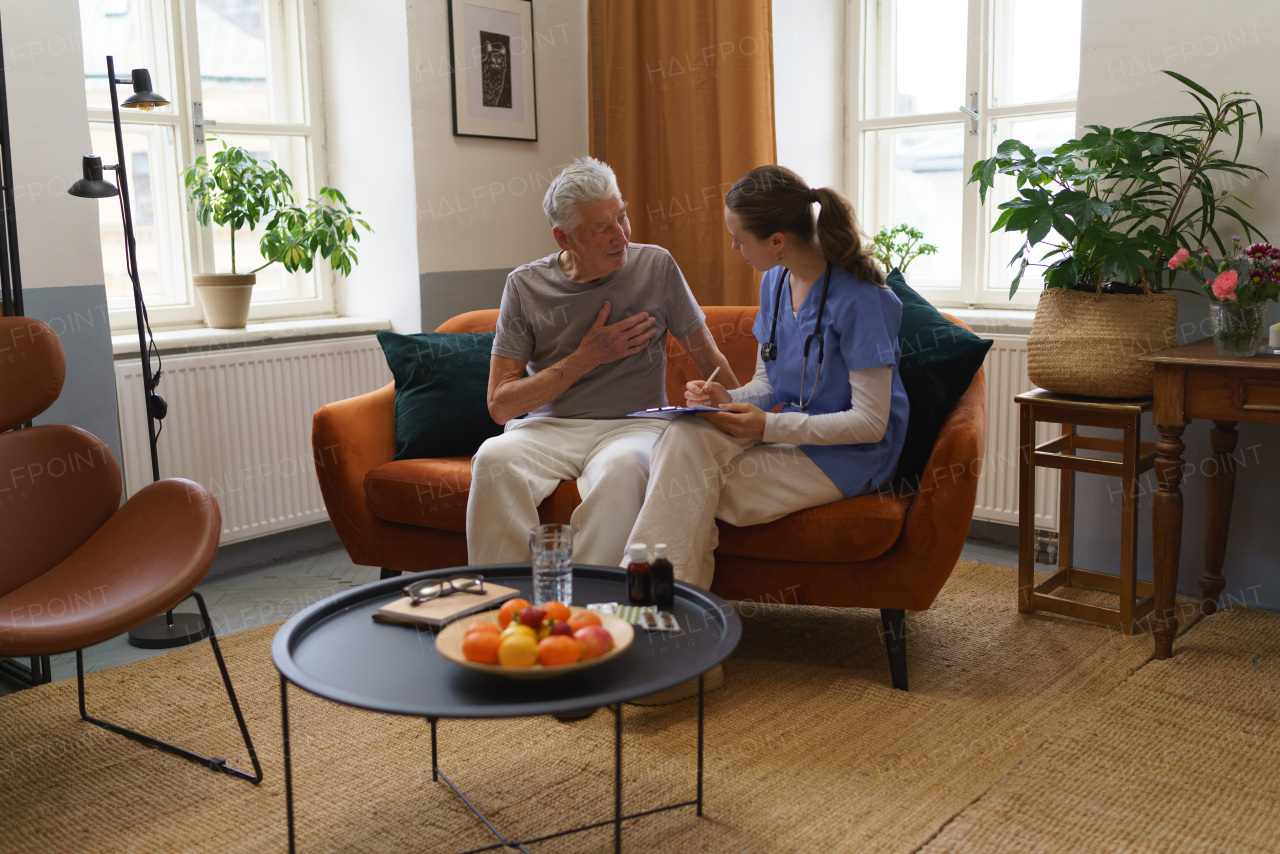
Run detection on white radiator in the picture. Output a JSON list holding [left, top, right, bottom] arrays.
[[115, 336, 391, 545], [973, 334, 1058, 531]]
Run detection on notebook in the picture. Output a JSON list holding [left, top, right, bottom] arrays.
[[373, 582, 522, 629]]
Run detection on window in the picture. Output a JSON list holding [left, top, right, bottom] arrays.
[[80, 0, 327, 328], [853, 0, 1082, 309]]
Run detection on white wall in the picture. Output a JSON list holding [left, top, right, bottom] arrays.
[[2, 0, 120, 461], [407, 0, 588, 276], [1077, 0, 1279, 233], [772, 0, 845, 189], [2, 0, 103, 289], [1072, 0, 1280, 609], [318, 0, 422, 332]]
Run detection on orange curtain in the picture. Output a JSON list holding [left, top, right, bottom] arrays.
[[588, 0, 775, 307]]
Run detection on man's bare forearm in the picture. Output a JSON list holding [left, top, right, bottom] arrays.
[[680, 324, 741, 390], [487, 351, 597, 424]]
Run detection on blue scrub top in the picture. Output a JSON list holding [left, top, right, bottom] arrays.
[[752, 264, 909, 498]]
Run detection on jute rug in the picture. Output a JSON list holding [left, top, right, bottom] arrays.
[[921, 603, 1280, 853], [0, 561, 1266, 853]]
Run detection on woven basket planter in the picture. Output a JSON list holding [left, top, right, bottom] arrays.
[[1027, 288, 1179, 399]]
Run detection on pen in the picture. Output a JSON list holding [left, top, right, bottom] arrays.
[[694, 366, 721, 404]]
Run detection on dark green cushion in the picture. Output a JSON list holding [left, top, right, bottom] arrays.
[[376, 330, 503, 460], [887, 269, 993, 485]]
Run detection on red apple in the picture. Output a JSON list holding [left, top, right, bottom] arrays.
[[550, 621, 574, 637], [518, 606, 547, 629], [574, 625, 613, 660]]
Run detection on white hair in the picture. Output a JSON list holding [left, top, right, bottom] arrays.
[[542, 156, 620, 237]]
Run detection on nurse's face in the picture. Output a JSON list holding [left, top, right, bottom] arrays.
[[724, 207, 781, 272]]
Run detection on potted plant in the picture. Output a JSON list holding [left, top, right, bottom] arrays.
[[872, 223, 938, 275], [181, 139, 371, 328], [968, 71, 1266, 397]]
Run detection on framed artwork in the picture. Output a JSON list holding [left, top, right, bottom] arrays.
[[447, 0, 538, 141]]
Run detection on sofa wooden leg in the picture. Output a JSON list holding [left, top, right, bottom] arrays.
[[880, 609, 908, 691], [380, 567, 402, 580]]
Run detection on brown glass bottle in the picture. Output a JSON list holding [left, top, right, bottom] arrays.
[[650, 542, 675, 610], [626, 543, 652, 605]]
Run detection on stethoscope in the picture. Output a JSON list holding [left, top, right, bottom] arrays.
[[761, 261, 831, 412]]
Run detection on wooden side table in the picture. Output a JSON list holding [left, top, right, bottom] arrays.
[[1016, 389, 1158, 634], [1139, 340, 1280, 659]]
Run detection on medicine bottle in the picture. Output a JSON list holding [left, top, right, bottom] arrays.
[[650, 543, 675, 610], [626, 543, 652, 605]]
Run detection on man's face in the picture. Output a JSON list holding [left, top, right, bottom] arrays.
[[557, 195, 631, 281]]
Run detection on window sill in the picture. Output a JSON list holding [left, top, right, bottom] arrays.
[[944, 308, 1036, 336], [111, 316, 392, 357]]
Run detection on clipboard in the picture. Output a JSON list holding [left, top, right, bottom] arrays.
[[625, 405, 723, 420]]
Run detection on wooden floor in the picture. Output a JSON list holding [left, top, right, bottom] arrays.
[[1, 527, 1017, 695]]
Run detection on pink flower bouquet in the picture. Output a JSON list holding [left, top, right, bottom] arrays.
[[1169, 238, 1280, 306]]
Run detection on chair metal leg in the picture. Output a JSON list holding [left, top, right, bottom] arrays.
[[77, 591, 263, 784], [880, 608, 909, 691]]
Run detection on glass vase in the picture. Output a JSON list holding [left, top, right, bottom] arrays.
[[1209, 300, 1268, 357]]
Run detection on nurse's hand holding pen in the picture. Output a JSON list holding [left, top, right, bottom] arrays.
[[685, 366, 767, 438], [683, 366, 730, 406]]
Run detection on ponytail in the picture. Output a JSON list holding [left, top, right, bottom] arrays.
[[725, 165, 884, 286]]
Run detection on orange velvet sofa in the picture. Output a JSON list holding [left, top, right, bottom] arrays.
[[313, 306, 988, 689]]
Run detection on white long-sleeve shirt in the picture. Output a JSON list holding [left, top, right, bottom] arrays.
[[728, 351, 891, 446]]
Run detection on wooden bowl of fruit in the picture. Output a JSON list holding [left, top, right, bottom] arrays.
[[435, 599, 634, 680]]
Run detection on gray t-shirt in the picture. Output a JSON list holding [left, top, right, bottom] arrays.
[[492, 243, 705, 419]]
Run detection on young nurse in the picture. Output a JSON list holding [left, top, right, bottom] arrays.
[[623, 165, 909, 592]]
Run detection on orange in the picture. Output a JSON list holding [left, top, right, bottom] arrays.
[[465, 621, 500, 637], [498, 598, 532, 629], [498, 633, 539, 667], [461, 630, 500, 664], [567, 610, 602, 633], [537, 635, 580, 666], [543, 601, 571, 623]]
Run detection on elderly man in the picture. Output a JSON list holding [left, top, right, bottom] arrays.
[[466, 157, 736, 568]]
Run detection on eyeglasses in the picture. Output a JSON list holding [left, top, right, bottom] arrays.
[[403, 574, 486, 605]]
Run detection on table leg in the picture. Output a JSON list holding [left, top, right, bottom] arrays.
[[429, 717, 439, 782], [697, 673, 705, 817], [613, 703, 622, 853], [1152, 422, 1187, 659], [281, 676, 295, 854], [1202, 421, 1238, 615]]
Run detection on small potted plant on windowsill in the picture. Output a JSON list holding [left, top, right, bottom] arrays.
[[181, 138, 371, 328], [968, 70, 1266, 398], [872, 223, 938, 275]]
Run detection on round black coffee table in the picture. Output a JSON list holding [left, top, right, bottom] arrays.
[[272, 564, 741, 853]]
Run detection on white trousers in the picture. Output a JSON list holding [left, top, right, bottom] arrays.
[[466, 418, 667, 566], [623, 417, 845, 590]]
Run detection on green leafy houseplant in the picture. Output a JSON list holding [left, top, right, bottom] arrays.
[[968, 71, 1265, 298], [181, 139, 371, 277], [872, 224, 938, 274]]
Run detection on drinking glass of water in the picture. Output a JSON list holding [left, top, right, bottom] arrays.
[[529, 523, 573, 606]]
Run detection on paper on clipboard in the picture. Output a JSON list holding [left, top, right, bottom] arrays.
[[625, 405, 724, 420]]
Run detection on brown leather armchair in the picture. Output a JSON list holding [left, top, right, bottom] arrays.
[[314, 307, 988, 690], [0, 316, 261, 784]]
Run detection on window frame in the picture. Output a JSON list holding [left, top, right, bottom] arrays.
[[86, 0, 332, 330], [848, 0, 1081, 310]]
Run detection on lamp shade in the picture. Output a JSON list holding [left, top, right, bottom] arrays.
[[68, 155, 119, 199], [121, 69, 170, 111]]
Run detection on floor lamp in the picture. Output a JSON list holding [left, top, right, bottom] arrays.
[[0, 13, 23, 319], [69, 56, 210, 650]]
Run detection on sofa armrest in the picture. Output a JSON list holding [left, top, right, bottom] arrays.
[[313, 381, 399, 565]]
